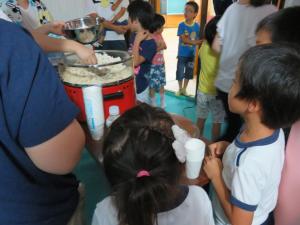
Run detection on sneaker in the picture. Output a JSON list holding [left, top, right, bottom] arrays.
[[181, 89, 188, 96], [175, 89, 182, 96]]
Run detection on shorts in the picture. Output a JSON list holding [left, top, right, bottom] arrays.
[[176, 56, 194, 80], [136, 87, 150, 104], [148, 64, 166, 91], [196, 91, 225, 123]]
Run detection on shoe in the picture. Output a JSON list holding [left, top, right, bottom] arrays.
[[181, 89, 187, 96], [175, 89, 182, 96]]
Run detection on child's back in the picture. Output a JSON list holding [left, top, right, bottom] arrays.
[[92, 104, 215, 225]]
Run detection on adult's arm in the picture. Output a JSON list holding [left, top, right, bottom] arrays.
[[30, 30, 97, 64], [25, 120, 85, 175]]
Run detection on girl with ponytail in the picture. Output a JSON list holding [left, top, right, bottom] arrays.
[[92, 103, 214, 225]]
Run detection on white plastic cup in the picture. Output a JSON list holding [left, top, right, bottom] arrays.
[[185, 138, 206, 179], [82, 85, 105, 141]]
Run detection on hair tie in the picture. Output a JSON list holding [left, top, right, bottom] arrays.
[[136, 170, 150, 178]]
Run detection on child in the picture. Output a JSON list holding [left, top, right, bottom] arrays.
[[196, 16, 224, 141], [255, 7, 300, 225], [85, 0, 128, 50], [204, 44, 300, 225], [92, 103, 215, 225], [111, 0, 128, 26], [148, 13, 167, 108], [212, 0, 276, 143], [176, 1, 202, 96], [127, 0, 157, 104]]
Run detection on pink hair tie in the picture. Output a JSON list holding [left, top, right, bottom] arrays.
[[136, 170, 150, 178]]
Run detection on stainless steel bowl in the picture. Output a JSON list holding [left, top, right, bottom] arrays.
[[64, 16, 105, 44]]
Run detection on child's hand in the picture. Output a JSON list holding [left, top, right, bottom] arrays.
[[135, 31, 149, 43], [209, 141, 230, 158], [203, 156, 223, 180]]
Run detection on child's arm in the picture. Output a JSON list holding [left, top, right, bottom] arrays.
[[204, 157, 254, 225], [155, 35, 167, 51], [180, 34, 203, 46], [212, 33, 222, 53], [111, 0, 122, 11], [25, 120, 85, 175], [132, 31, 148, 67], [110, 7, 126, 23]]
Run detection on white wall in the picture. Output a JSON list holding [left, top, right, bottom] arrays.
[[43, 0, 88, 21]]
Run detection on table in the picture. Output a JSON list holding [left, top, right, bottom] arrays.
[[82, 114, 209, 186]]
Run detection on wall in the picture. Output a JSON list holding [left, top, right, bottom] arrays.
[[43, 0, 87, 21]]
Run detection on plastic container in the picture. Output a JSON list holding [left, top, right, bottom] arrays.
[[106, 105, 120, 128]]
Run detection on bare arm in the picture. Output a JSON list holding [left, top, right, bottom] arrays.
[[25, 120, 85, 175], [111, 7, 126, 23], [111, 0, 123, 11], [155, 37, 167, 51], [204, 157, 254, 225], [30, 30, 97, 64], [181, 34, 203, 46], [132, 39, 145, 67], [212, 33, 222, 53]]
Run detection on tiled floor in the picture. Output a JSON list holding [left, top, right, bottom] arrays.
[[162, 28, 197, 97]]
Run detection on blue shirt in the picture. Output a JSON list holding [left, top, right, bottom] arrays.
[[0, 19, 79, 225], [177, 21, 200, 57], [130, 34, 157, 94]]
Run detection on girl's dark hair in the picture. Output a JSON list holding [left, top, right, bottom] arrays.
[[102, 104, 181, 225], [149, 13, 165, 33], [127, 0, 155, 30], [204, 15, 221, 47], [250, 0, 272, 7], [256, 6, 300, 45], [236, 44, 300, 129]]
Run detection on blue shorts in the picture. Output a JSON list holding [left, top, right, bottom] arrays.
[[176, 56, 194, 81]]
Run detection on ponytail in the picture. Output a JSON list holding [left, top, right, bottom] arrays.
[[103, 104, 180, 225]]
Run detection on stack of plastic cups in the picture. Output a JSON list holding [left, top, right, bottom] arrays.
[[82, 85, 105, 141], [184, 138, 206, 179]]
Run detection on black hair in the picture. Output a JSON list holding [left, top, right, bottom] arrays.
[[256, 6, 300, 45], [235, 44, 300, 129], [204, 15, 221, 47], [127, 0, 155, 30], [250, 0, 272, 7], [186, 1, 199, 14], [149, 13, 165, 33], [102, 104, 181, 225]]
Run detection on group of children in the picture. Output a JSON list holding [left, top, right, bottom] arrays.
[[92, 3, 300, 225]]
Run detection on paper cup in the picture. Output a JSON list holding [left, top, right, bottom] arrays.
[[185, 138, 205, 179], [83, 85, 105, 141]]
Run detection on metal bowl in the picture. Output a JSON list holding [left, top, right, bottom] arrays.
[[64, 16, 105, 44]]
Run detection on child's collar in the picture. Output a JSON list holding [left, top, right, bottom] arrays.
[[184, 20, 195, 27]]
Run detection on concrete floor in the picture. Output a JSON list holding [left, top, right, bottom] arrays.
[[162, 28, 197, 97]]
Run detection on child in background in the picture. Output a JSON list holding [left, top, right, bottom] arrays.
[[255, 7, 300, 225], [127, 0, 156, 104], [111, 0, 129, 26], [148, 13, 167, 108], [204, 44, 300, 225], [176, 1, 202, 96], [92, 103, 215, 225], [197, 16, 224, 141]]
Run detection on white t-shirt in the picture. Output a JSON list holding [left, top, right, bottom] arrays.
[[211, 129, 285, 225], [112, 0, 129, 22], [92, 185, 215, 225], [215, 2, 277, 93], [0, 8, 11, 21], [85, 0, 125, 41]]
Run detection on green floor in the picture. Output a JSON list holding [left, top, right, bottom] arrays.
[[74, 91, 225, 224]]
